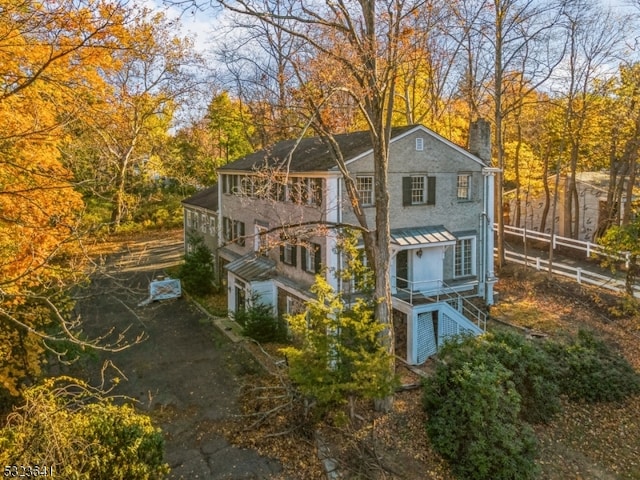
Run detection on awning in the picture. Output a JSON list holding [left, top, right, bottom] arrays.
[[390, 225, 457, 247], [226, 253, 276, 282]]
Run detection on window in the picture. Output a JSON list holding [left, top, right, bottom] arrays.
[[287, 177, 301, 203], [280, 243, 297, 266], [240, 175, 252, 196], [222, 174, 241, 195], [233, 220, 245, 246], [222, 216, 232, 242], [186, 210, 192, 227], [457, 173, 471, 200], [356, 176, 374, 206], [454, 237, 475, 277], [209, 215, 216, 235], [402, 175, 436, 206], [301, 243, 321, 273], [222, 217, 244, 245], [411, 176, 426, 204], [255, 225, 268, 254], [192, 211, 199, 230], [200, 213, 207, 233], [304, 178, 323, 206], [416, 137, 424, 151]]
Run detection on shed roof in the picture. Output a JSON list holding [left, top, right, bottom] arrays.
[[390, 226, 457, 247], [226, 253, 276, 282]]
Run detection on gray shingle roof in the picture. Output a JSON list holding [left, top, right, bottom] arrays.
[[181, 184, 218, 211], [218, 125, 418, 173]]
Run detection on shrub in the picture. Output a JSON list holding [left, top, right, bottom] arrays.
[[179, 235, 216, 296], [544, 329, 640, 403], [482, 331, 561, 423], [0, 377, 169, 479], [235, 299, 288, 343], [423, 354, 539, 480], [281, 270, 397, 414]]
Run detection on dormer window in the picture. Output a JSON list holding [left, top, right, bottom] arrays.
[[416, 137, 424, 151]]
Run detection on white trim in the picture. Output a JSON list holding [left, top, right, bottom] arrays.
[[454, 236, 476, 278], [332, 125, 489, 170]]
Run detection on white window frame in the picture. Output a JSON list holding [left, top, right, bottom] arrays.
[[209, 215, 216, 235], [411, 175, 427, 205], [200, 212, 207, 233], [283, 244, 294, 265], [254, 225, 268, 253], [356, 175, 374, 207], [454, 237, 475, 277], [416, 137, 424, 151], [457, 173, 472, 201]]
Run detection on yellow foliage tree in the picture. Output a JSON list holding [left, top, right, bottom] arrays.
[[0, 0, 132, 401]]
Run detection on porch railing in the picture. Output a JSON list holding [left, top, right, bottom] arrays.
[[392, 277, 487, 331]]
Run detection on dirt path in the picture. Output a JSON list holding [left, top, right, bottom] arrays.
[[69, 231, 282, 479]]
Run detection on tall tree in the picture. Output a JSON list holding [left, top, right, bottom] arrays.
[[63, 9, 202, 230], [0, 0, 135, 399], [486, 0, 565, 269], [215, 5, 302, 143], [203, 0, 426, 411], [555, 2, 626, 240]]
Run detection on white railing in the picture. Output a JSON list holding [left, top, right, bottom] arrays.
[[503, 249, 640, 298], [500, 224, 630, 266], [393, 278, 443, 304], [392, 277, 487, 330]]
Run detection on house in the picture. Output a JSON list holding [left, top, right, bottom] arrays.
[[214, 122, 498, 365], [505, 172, 636, 242], [181, 184, 220, 280]]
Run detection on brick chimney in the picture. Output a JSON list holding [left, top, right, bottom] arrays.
[[468, 118, 492, 164]]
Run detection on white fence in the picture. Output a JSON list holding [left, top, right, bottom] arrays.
[[501, 224, 630, 266], [503, 248, 640, 298]]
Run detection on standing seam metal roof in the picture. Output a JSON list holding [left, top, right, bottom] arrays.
[[390, 226, 457, 247]]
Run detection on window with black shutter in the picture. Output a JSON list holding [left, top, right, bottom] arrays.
[[402, 175, 436, 206]]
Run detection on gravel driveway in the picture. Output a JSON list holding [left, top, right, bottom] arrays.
[[71, 232, 282, 479]]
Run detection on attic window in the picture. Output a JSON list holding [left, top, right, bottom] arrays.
[[416, 138, 424, 151]]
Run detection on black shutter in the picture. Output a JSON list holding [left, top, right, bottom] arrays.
[[314, 243, 322, 272], [427, 176, 436, 205], [301, 246, 308, 271], [280, 245, 285, 263], [402, 177, 412, 206], [291, 245, 297, 267]]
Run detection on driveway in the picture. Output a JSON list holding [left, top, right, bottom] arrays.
[[71, 231, 282, 479]]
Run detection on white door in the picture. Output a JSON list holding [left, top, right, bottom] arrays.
[[412, 247, 443, 294]]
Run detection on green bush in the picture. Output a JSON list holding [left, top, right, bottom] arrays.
[[544, 329, 640, 403], [482, 331, 561, 423], [235, 300, 288, 343], [0, 377, 169, 480], [423, 354, 539, 480], [422, 329, 640, 479], [179, 235, 216, 296]]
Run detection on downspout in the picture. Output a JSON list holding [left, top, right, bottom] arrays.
[[483, 167, 500, 305]]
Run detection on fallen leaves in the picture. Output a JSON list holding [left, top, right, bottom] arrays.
[[212, 266, 640, 480]]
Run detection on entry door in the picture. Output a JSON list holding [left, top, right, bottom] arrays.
[[414, 247, 444, 294], [396, 250, 408, 289]]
